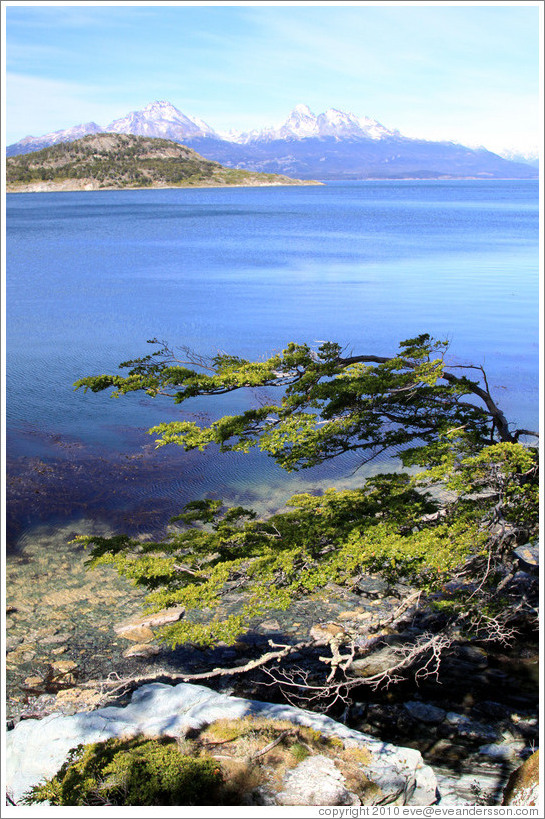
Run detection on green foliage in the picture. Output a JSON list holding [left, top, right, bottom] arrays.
[[77, 432, 537, 648], [414, 431, 539, 533], [75, 334, 517, 472], [290, 742, 310, 762], [7, 133, 305, 190], [76, 336, 538, 651], [22, 736, 224, 806], [22, 720, 380, 806]]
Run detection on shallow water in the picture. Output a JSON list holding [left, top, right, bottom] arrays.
[[6, 180, 539, 546], [5, 181, 539, 712]]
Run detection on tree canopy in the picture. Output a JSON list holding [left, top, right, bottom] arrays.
[[75, 334, 536, 473], [75, 335, 539, 686]]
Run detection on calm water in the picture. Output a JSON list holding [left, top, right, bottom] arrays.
[[6, 180, 539, 545]]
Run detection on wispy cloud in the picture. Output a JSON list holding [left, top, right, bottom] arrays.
[[4, 3, 540, 152], [6, 74, 120, 139]]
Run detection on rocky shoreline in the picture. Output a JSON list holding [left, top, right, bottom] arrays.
[[6, 177, 322, 194], [6, 517, 539, 806]]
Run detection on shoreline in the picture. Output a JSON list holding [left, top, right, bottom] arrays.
[[6, 178, 323, 194], [6, 176, 536, 193]]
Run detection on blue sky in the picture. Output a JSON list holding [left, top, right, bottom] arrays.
[[4, 2, 541, 155]]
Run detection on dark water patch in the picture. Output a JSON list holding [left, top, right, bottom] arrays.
[[6, 430, 226, 551], [6, 421, 385, 552]]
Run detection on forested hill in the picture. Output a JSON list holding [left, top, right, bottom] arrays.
[[6, 132, 318, 192]]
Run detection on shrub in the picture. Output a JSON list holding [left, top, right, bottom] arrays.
[[22, 736, 224, 806]]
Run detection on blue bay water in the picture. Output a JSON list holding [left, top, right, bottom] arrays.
[[6, 180, 539, 541]]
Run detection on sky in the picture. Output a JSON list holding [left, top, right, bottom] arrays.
[[3, 1, 542, 156]]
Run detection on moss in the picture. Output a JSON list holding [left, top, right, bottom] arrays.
[[290, 742, 310, 763], [341, 746, 373, 766], [22, 736, 224, 806], [21, 719, 383, 806]]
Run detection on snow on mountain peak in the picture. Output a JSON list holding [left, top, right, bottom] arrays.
[[142, 100, 183, 121], [323, 108, 354, 122], [107, 101, 217, 139], [282, 105, 319, 138], [231, 105, 395, 143], [6, 100, 397, 155], [292, 103, 314, 116]]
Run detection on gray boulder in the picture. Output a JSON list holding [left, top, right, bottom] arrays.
[[350, 645, 405, 677], [6, 682, 439, 806], [404, 701, 446, 725], [276, 755, 360, 805]]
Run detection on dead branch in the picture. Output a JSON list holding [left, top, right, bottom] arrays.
[[81, 639, 316, 704], [320, 637, 356, 683], [372, 590, 422, 631], [173, 563, 210, 579], [250, 729, 296, 760], [258, 630, 454, 711]]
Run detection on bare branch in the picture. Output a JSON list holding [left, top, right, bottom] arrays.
[[250, 729, 296, 760], [80, 639, 316, 704]]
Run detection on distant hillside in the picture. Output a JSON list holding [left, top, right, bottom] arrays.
[[6, 133, 318, 192], [7, 100, 538, 181]]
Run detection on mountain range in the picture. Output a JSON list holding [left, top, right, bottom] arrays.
[[6, 100, 538, 180]]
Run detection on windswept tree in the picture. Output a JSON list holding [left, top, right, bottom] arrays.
[[76, 334, 535, 469], [75, 335, 539, 702]]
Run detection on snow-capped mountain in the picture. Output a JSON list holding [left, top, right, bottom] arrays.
[[106, 100, 218, 141], [496, 147, 539, 168], [6, 121, 103, 156], [6, 100, 538, 180], [230, 104, 394, 143], [6, 101, 217, 157]]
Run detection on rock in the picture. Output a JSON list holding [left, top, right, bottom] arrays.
[[259, 619, 282, 631], [309, 623, 348, 643], [452, 645, 488, 667], [51, 660, 78, 674], [502, 750, 539, 805], [513, 543, 539, 572], [116, 625, 154, 642], [54, 687, 104, 713], [356, 576, 389, 596], [40, 633, 72, 646], [5, 682, 438, 806], [122, 643, 160, 658], [436, 770, 498, 806], [392, 582, 414, 597], [6, 605, 17, 615], [510, 718, 539, 740], [337, 609, 365, 621], [404, 701, 446, 725], [478, 742, 526, 762], [444, 712, 498, 743], [350, 646, 405, 677], [477, 700, 511, 720], [50, 660, 78, 686], [426, 740, 469, 766], [276, 755, 360, 805], [23, 676, 44, 690], [407, 763, 439, 806], [113, 606, 185, 635], [6, 636, 23, 652]]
